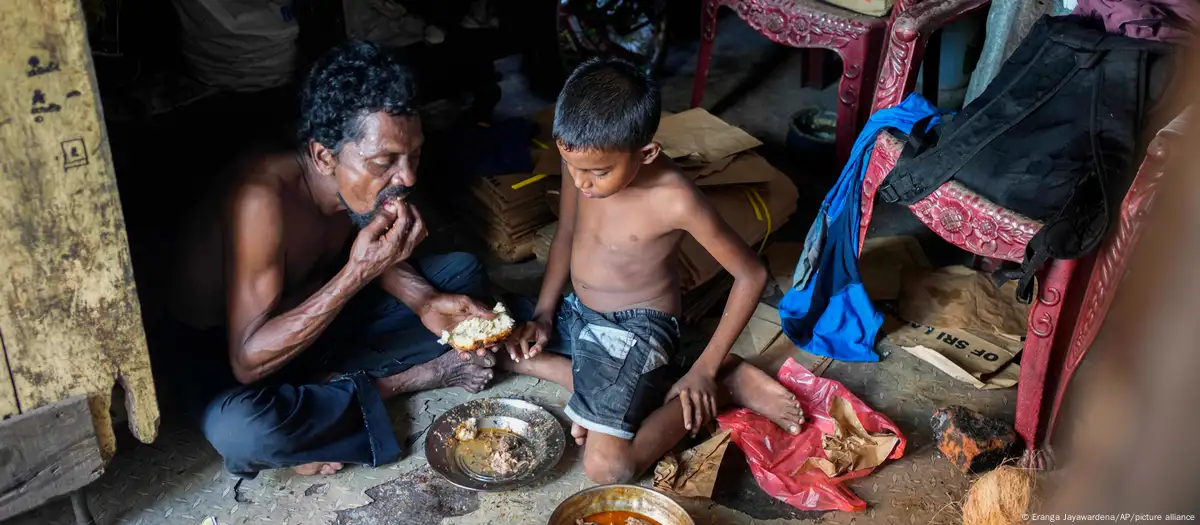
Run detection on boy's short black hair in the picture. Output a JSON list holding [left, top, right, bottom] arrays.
[[553, 58, 661, 152], [297, 40, 419, 154]]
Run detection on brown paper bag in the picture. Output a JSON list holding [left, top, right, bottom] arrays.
[[655, 108, 763, 164], [898, 265, 1029, 337], [887, 314, 1023, 389], [653, 430, 732, 498], [798, 396, 900, 477]]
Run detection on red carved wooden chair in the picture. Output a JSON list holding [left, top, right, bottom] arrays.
[[859, 5, 1186, 467], [690, 0, 982, 165]]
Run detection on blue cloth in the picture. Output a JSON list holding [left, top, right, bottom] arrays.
[[452, 118, 537, 179], [779, 94, 943, 362], [153, 252, 485, 478]]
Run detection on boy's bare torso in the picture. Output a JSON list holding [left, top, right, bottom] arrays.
[[569, 161, 688, 316]]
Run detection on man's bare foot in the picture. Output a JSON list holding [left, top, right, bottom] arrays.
[[376, 350, 496, 398], [292, 462, 344, 476], [724, 362, 804, 434], [435, 350, 495, 393], [571, 422, 588, 446]]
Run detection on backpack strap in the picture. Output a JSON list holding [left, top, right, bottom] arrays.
[[880, 16, 1099, 206], [878, 114, 939, 203]]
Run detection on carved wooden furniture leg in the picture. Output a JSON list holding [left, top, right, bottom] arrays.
[[690, 0, 887, 164], [1015, 259, 1077, 470], [1042, 129, 1178, 447], [691, 0, 720, 108], [859, 133, 905, 254], [834, 27, 883, 164], [871, 0, 991, 114]]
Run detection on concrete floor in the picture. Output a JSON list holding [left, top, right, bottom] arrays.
[[12, 13, 1019, 525], [13, 349, 1013, 525]]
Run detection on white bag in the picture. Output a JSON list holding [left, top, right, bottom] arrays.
[[172, 0, 300, 91]]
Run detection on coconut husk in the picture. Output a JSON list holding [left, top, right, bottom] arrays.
[[962, 466, 1035, 525]]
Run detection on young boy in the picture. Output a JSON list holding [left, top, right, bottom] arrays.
[[498, 58, 803, 484]]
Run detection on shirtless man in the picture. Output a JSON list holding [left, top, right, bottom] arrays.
[[488, 58, 805, 484], [162, 41, 497, 478]]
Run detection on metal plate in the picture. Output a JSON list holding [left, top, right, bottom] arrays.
[[425, 397, 566, 492]]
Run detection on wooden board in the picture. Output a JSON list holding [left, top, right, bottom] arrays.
[[0, 395, 103, 522], [0, 0, 159, 457]]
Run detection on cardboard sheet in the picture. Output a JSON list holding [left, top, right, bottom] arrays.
[[679, 166, 799, 290], [886, 264, 1027, 389], [729, 303, 784, 361], [764, 241, 804, 291], [898, 265, 1030, 337], [859, 236, 932, 301], [752, 330, 829, 376], [693, 151, 777, 187], [655, 108, 763, 164], [886, 318, 1023, 390], [653, 430, 733, 498], [859, 240, 1027, 389], [901, 344, 1021, 390]]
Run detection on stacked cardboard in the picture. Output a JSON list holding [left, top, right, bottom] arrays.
[[533, 221, 557, 263], [465, 168, 555, 262], [464, 109, 558, 262], [536, 108, 799, 291]]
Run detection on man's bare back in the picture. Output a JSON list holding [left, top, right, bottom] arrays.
[[171, 152, 351, 330], [569, 158, 687, 315]]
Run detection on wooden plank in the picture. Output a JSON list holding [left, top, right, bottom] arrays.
[[0, 330, 18, 419], [0, 0, 159, 457], [0, 395, 102, 522]]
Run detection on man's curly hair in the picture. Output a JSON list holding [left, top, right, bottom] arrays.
[[297, 40, 419, 154]]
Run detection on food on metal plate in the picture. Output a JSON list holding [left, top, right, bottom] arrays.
[[577, 513, 659, 525], [488, 433, 525, 476], [455, 417, 478, 441]]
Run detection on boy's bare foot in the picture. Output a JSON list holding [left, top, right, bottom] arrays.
[[570, 422, 588, 446], [292, 462, 344, 476], [724, 362, 804, 434]]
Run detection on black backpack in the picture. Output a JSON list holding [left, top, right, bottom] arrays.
[[875, 15, 1172, 301]]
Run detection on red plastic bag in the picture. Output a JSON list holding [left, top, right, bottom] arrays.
[[717, 358, 906, 512]]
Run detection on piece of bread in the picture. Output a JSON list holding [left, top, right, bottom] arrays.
[[437, 302, 515, 351]]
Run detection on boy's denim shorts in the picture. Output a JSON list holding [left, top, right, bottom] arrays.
[[548, 295, 681, 440]]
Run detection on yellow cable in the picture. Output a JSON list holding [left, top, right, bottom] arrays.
[[744, 188, 772, 254], [511, 173, 548, 190], [531, 138, 550, 150]]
